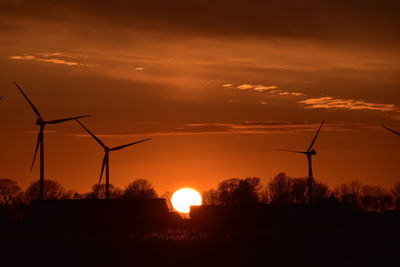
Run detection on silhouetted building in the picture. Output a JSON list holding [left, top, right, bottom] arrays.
[[190, 198, 357, 231], [26, 198, 171, 236]]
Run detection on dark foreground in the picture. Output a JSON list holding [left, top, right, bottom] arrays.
[[1, 201, 399, 267]]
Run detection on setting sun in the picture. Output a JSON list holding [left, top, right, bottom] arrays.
[[171, 188, 202, 213]]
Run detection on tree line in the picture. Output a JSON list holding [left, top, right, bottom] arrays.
[[202, 173, 400, 213], [0, 178, 157, 219], [0, 174, 399, 219]]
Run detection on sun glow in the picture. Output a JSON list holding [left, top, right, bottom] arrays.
[[171, 188, 202, 213]]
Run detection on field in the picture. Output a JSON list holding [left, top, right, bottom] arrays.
[[2, 212, 399, 267]]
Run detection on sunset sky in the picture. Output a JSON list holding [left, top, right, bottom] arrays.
[[0, 0, 399, 194]]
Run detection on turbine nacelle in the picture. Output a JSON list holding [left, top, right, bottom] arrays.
[[36, 119, 45, 125], [308, 149, 317, 156]]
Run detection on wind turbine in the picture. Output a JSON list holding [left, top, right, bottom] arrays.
[[15, 82, 90, 200], [76, 119, 151, 199], [278, 119, 325, 203], [383, 125, 400, 136]]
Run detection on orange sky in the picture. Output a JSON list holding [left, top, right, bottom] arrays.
[[0, 0, 399, 194]]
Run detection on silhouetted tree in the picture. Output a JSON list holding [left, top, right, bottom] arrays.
[[360, 185, 392, 212], [237, 177, 262, 203], [333, 181, 362, 208], [202, 189, 219, 205], [268, 173, 330, 204], [63, 190, 76, 199], [218, 178, 239, 205], [72, 192, 86, 199], [161, 191, 173, 210], [259, 187, 269, 204], [217, 177, 262, 205], [290, 178, 307, 204], [122, 179, 157, 199], [360, 185, 376, 211], [313, 181, 330, 199], [268, 173, 292, 204], [391, 182, 400, 210], [90, 183, 122, 199], [0, 179, 22, 207], [25, 179, 67, 201]]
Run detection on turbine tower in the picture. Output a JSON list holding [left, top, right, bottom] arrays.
[[15, 82, 90, 200], [76, 119, 151, 199], [278, 119, 325, 203], [383, 125, 400, 136]]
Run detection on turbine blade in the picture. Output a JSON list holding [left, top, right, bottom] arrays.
[[75, 119, 106, 148], [110, 138, 152, 151], [96, 154, 107, 198], [46, 114, 90, 124], [307, 119, 326, 152], [14, 82, 43, 120], [276, 149, 306, 154], [31, 127, 43, 170], [383, 125, 400, 136]]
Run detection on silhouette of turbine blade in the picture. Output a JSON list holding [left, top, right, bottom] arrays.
[[277, 149, 306, 154], [75, 119, 106, 148], [110, 138, 152, 151], [383, 125, 400, 136], [47, 115, 90, 124], [31, 127, 43, 170], [96, 154, 107, 198], [14, 82, 43, 120], [307, 119, 326, 152]]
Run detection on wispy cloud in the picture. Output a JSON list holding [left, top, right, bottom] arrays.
[[298, 97, 399, 112], [279, 92, 304, 96], [37, 58, 78, 66], [236, 83, 277, 91], [253, 85, 278, 91], [10, 53, 82, 66], [24, 130, 59, 134], [10, 55, 35, 60], [71, 121, 382, 138], [74, 122, 312, 136], [223, 83, 305, 97]]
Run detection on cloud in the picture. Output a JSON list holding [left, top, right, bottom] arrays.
[[75, 121, 321, 136], [298, 97, 399, 112], [237, 84, 255, 90], [25, 130, 58, 134], [10, 53, 81, 66], [224, 83, 305, 98], [236, 84, 277, 91], [71, 120, 383, 138], [172, 121, 336, 135], [254, 85, 278, 91], [279, 91, 305, 96], [10, 55, 35, 60], [290, 92, 304, 96], [36, 58, 78, 66], [36, 52, 62, 57]]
